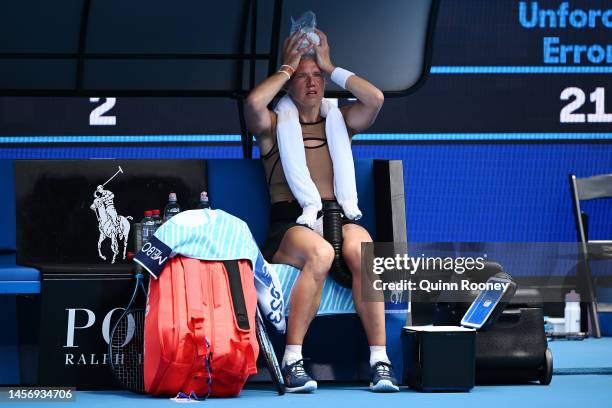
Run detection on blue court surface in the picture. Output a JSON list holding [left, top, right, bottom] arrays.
[[550, 338, 612, 375], [13, 339, 612, 408]]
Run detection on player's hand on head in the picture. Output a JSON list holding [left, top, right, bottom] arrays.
[[312, 29, 334, 74], [282, 32, 313, 71]]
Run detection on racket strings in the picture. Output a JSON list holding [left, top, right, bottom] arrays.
[[111, 309, 145, 392]]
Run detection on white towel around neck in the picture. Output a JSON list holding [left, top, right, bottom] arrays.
[[274, 95, 362, 228]]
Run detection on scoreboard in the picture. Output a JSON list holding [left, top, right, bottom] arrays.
[[0, 0, 610, 148], [373, 0, 611, 139]]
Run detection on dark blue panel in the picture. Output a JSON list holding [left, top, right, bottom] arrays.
[[207, 159, 271, 248], [0, 297, 19, 383], [0, 160, 15, 250], [354, 159, 376, 240]]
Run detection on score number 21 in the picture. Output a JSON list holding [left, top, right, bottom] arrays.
[[560, 87, 611, 123]]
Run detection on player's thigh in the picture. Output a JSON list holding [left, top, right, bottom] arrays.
[[272, 225, 334, 271]]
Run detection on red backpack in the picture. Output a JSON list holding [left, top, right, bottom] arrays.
[[144, 256, 259, 397]]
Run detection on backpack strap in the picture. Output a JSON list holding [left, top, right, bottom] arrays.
[[223, 260, 250, 331], [182, 258, 206, 356]]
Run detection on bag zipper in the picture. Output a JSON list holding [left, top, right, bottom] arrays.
[[205, 262, 215, 395]]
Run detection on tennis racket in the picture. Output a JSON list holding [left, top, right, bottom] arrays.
[[108, 270, 148, 393], [255, 307, 285, 395]]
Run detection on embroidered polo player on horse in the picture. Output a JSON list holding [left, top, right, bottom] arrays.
[[90, 166, 132, 264], [95, 185, 120, 228]]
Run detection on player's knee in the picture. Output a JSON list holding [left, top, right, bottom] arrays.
[[306, 242, 334, 281]]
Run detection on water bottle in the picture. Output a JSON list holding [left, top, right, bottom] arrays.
[[141, 210, 156, 244], [163, 192, 181, 221], [133, 220, 143, 252], [564, 290, 581, 334], [151, 209, 162, 228], [197, 191, 210, 209]]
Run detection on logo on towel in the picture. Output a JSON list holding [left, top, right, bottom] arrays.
[[254, 253, 273, 286], [134, 235, 172, 278], [141, 242, 169, 266], [89, 165, 132, 264], [254, 253, 284, 325]]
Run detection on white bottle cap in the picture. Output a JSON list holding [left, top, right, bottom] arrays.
[[565, 289, 580, 302]]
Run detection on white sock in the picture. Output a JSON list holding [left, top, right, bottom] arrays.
[[282, 344, 303, 368], [369, 346, 391, 367]]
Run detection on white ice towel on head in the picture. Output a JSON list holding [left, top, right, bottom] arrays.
[[274, 95, 362, 228]]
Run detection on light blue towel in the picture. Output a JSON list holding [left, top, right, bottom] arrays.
[[272, 264, 410, 315], [272, 263, 356, 315]]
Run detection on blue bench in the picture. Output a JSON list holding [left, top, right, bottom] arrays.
[[0, 253, 40, 294], [0, 160, 40, 295]]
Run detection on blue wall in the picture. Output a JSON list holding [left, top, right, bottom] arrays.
[[353, 144, 612, 242]]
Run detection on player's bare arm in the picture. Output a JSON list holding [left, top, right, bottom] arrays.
[[310, 29, 384, 133], [245, 31, 314, 154]]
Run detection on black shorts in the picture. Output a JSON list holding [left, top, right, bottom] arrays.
[[262, 200, 358, 262]]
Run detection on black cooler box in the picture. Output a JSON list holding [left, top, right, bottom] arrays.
[[402, 326, 476, 391], [402, 273, 519, 391]]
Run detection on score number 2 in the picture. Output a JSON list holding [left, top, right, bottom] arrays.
[[89, 97, 117, 126], [560, 87, 611, 123]]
